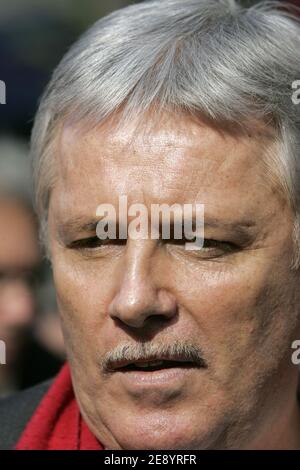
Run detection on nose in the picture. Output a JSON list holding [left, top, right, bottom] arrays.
[[108, 241, 177, 329]]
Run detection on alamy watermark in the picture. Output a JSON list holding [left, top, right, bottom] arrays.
[[0, 340, 6, 365], [0, 80, 6, 104], [291, 340, 300, 365], [96, 196, 205, 250]]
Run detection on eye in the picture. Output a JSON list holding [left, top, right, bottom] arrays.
[[203, 239, 231, 249], [166, 237, 239, 258], [68, 236, 126, 251], [194, 238, 239, 257]]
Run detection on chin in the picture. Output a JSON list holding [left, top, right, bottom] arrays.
[[109, 429, 214, 450], [96, 410, 223, 450]]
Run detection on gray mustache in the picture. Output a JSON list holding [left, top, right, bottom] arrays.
[[100, 339, 207, 372]]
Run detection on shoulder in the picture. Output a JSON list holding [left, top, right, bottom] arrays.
[[0, 379, 52, 450]]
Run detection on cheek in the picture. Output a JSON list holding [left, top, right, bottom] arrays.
[[51, 254, 115, 358], [172, 257, 297, 384]]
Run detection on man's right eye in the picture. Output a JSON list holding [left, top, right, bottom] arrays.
[[68, 236, 126, 250], [69, 236, 104, 250]]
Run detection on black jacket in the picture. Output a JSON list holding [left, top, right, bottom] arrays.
[[0, 379, 52, 450]]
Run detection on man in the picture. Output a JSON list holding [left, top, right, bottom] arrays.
[[1, 0, 300, 450]]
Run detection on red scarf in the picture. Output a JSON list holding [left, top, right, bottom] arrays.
[[16, 363, 104, 450]]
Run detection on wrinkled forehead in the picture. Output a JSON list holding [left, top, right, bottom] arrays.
[[51, 112, 284, 222]]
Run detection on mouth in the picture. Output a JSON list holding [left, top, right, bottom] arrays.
[[104, 351, 207, 390], [107, 357, 206, 373]]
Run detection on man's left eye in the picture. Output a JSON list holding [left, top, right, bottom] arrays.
[[194, 238, 239, 257], [203, 239, 233, 249], [166, 237, 239, 257]]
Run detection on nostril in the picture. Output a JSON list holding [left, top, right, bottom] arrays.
[[146, 313, 175, 324], [110, 310, 177, 332], [110, 310, 152, 329], [108, 271, 177, 328]]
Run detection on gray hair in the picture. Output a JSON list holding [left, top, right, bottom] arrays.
[[31, 0, 300, 267]]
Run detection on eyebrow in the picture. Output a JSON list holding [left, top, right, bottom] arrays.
[[56, 214, 257, 245], [203, 217, 256, 231], [57, 217, 100, 242]]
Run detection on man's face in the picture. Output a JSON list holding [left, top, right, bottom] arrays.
[[0, 200, 40, 361], [49, 112, 300, 449]]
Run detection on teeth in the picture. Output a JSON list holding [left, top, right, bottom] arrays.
[[134, 360, 164, 368]]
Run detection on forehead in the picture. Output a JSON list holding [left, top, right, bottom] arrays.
[[51, 112, 283, 224]]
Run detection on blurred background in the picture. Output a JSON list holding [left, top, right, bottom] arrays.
[[0, 0, 299, 398]]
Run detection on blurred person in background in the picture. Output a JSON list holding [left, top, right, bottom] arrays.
[[0, 138, 63, 398]]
